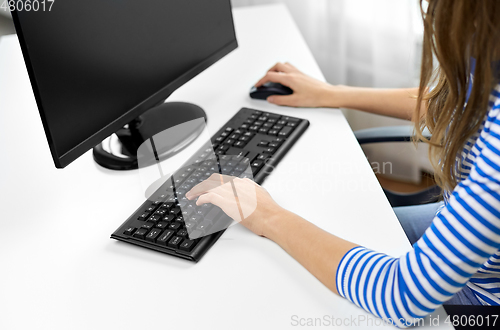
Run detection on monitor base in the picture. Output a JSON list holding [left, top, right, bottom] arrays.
[[93, 102, 207, 171]]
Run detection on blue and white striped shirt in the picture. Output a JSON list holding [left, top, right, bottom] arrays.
[[336, 83, 500, 327]]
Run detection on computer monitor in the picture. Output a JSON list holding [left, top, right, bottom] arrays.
[[11, 0, 238, 170]]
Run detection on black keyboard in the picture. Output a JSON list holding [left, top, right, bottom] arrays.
[[111, 108, 309, 261]]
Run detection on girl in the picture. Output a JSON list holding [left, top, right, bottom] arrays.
[[187, 0, 500, 326]]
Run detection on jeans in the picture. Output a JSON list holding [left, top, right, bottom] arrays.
[[393, 202, 481, 306]]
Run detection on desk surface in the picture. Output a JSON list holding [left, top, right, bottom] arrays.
[[0, 4, 450, 330]]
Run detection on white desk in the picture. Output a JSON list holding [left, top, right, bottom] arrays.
[[0, 4, 451, 330]]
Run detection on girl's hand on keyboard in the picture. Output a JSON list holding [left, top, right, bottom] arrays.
[[254, 62, 338, 108], [186, 174, 284, 237]]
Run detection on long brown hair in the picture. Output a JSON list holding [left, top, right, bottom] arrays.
[[415, 0, 500, 192]]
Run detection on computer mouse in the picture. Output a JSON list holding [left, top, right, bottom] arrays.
[[250, 82, 293, 100]]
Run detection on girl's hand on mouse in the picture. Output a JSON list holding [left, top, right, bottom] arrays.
[[255, 62, 341, 108], [186, 174, 285, 237]]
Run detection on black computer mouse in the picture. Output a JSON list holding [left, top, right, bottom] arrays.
[[249, 82, 294, 100]]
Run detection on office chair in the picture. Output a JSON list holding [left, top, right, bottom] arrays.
[[354, 125, 441, 207]]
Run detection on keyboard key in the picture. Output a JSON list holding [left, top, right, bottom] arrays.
[[221, 166, 233, 174], [235, 165, 247, 172], [177, 229, 188, 238], [162, 214, 175, 222], [217, 144, 230, 152], [200, 203, 213, 213], [251, 160, 264, 172], [154, 209, 167, 216], [124, 227, 136, 236], [168, 221, 182, 230], [155, 220, 169, 229], [168, 236, 183, 248], [258, 141, 269, 147], [145, 228, 162, 242], [287, 122, 297, 127], [240, 156, 251, 166], [148, 215, 161, 222], [157, 230, 175, 245], [258, 127, 269, 134], [268, 142, 281, 148], [233, 141, 246, 148], [181, 209, 192, 218], [170, 207, 181, 216], [203, 206, 222, 224], [226, 148, 248, 157], [133, 228, 148, 239], [264, 113, 281, 120], [160, 202, 174, 210], [184, 166, 196, 173], [196, 221, 211, 232], [282, 116, 300, 123], [263, 147, 276, 154], [174, 177, 185, 185], [179, 239, 196, 252], [189, 215, 203, 223], [267, 129, 279, 136], [278, 126, 293, 137], [142, 222, 156, 230], [137, 212, 149, 221], [231, 155, 245, 162]]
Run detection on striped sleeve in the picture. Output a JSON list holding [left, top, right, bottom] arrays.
[[336, 108, 500, 328]]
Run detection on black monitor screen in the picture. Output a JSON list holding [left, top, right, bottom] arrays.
[[13, 0, 237, 167]]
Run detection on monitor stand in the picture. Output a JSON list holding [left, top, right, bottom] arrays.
[[93, 102, 207, 171]]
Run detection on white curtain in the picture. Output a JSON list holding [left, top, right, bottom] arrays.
[[232, 0, 429, 182]]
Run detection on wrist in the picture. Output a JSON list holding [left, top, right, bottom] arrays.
[[319, 84, 349, 108], [262, 207, 288, 241]]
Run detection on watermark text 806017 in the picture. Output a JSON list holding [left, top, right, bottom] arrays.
[[1, 0, 55, 12]]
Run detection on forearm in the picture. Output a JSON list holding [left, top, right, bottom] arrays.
[[324, 86, 423, 121], [264, 209, 358, 295]]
